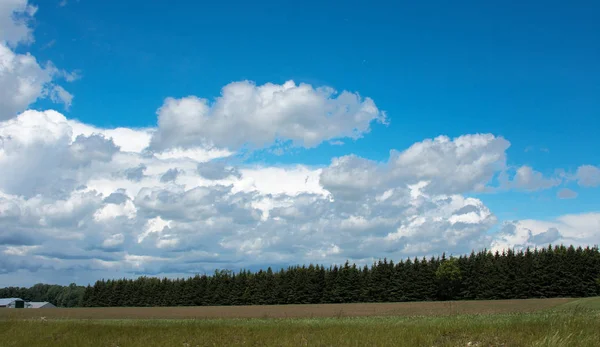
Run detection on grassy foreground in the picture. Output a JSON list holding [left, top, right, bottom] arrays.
[[1, 298, 599, 347]]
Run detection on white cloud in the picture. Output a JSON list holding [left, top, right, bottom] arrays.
[[1, 83, 594, 286], [0, 1, 73, 120], [0, 0, 36, 46], [320, 134, 510, 197], [1, 109, 517, 283], [306, 244, 341, 259], [50, 85, 74, 109], [499, 165, 562, 192], [0, 3, 594, 284], [150, 80, 387, 151], [138, 216, 171, 243], [94, 200, 136, 222], [389, 134, 509, 190], [102, 233, 124, 248], [61, 69, 82, 82], [237, 165, 327, 196], [576, 165, 600, 188], [491, 212, 600, 252], [0, 44, 55, 120], [383, 195, 497, 255], [67, 120, 153, 153], [557, 188, 578, 199], [320, 155, 383, 199], [0, 110, 121, 198]]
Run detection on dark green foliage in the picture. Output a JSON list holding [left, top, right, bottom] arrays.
[[2, 244, 599, 307], [0, 283, 84, 307], [436, 257, 462, 300]]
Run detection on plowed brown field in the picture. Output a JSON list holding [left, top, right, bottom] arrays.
[[0, 297, 573, 320]]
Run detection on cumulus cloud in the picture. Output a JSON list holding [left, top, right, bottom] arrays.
[[0, 0, 73, 120], [0, 111, 125, 199], [320, 155, 383, 200], [497, 165, 562, 192], [576, 165, 600, 188], [320, 134, 510, 197], [124, 164, 147, 182], [491, 212, 600, 252], [61, 69, 82, 82], [0, 0, 36, 46], [1, 108, 525, 284], [69, 134, 120, 166], [557, 188, 578, 199], [50, 85, 74, 109], [5, 4, 558, 284], [7, 108, 581, 286], [149, 80, 387, 152], [196, 161, 241, 180], [160, 168, 181, 183], [529, 227, 562, 245], [67, 120, 153, 153], [389, 134, 511, 194], [0, 43, 55, 120], [1, 28, 592, 286]]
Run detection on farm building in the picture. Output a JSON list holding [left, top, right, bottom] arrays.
[[26, 302, 56, 309], [0, 298, 25, 308]]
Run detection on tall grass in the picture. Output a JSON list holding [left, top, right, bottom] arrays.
[[1, 298, 598, 347]]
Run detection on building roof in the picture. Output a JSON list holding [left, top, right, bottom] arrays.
[[28, 302, 55, 308], [0, 298, 23, 306]]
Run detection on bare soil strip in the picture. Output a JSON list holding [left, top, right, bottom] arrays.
[[0, 298, 573, 320]]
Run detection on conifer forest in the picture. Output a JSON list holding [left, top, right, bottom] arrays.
[[2, 245, 599, 307]]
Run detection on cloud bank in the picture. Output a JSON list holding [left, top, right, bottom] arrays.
[[1, 0, 598, 286], [2, 107, 598, 286]]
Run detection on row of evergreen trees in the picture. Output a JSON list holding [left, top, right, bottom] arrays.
[[78, 245, 600, 307], [0, 283, 85, 307], [2, 245, 598, 307]]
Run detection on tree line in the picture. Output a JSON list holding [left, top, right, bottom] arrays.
[[0, 283, 85, 307], [82, 245, 599, 307], [2, 245, 599, 307]]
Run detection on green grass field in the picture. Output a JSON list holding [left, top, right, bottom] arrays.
[[1, 298, 599, 347]]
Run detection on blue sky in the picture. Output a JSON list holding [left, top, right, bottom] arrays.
[[0, 0, 599, 286], [31, 1, 598, 166]]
